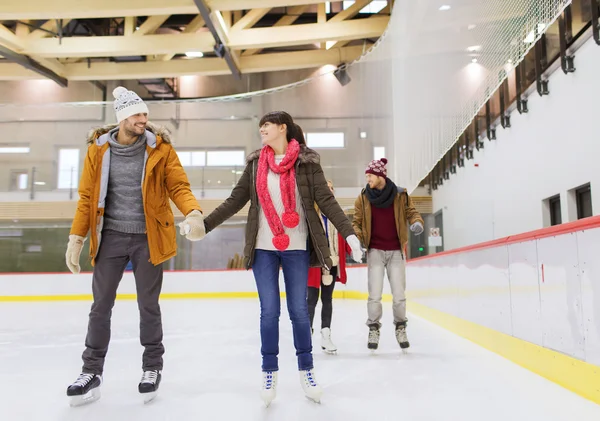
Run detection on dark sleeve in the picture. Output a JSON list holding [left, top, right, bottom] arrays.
[[311, 163, 355, 239], [204, 162, 252, 232]]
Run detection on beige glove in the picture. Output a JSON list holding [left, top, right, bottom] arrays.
[[330, 256, 339, 267], [322, 268, 334, 286], [178, 210, 206, 241], [65, 234, 86, 274]]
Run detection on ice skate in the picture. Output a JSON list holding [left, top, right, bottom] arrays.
[[260, 371, 278, 407], [138, 370, 161, 404], [320, 328, 337, 354], [66, 373, 102, 407], [395, 321, 410, 353], [368, 324, 380, 351], [299, 369, 322, 403]]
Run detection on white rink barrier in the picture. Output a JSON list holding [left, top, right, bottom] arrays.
[[406, 215, 600, 368], [0, 266, 374, 299]]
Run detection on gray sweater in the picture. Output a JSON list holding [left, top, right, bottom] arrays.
[[103, 129, 147, 234]]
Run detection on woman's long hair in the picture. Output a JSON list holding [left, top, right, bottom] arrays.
[[259, 111, 306, 145]]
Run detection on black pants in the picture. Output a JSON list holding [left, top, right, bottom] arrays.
[[82, 230, 164, 375], [307, 266, 337, 330]]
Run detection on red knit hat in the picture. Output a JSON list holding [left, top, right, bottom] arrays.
[[365, 158, 388, 178]]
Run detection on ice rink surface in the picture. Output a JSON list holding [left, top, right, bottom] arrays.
[[1, 298, 599, 421]]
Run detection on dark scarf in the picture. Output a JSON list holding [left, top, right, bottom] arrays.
[[366, 178, 397, 208]]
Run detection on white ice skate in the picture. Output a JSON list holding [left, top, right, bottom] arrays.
[[320, 328, 337, 354], [368, 324, 380, 351], [260, 371, 278, 407], [299, 369, 322, 403], [139, 370, 161, 404], [67, 373, 102, 407], [395, 322, 410, 354]]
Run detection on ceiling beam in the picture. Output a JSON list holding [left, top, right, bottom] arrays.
[[0, 45, 365, 80], [193, 0, 241, 79], [21, 17, 388, 59], [330, 3, 390, 49], [23, 32, 215, 58], [159, 15, 205, 61], [228, 16, 388, 50], [0, 24, 25, 51], [133, 15, 170, 36], [230, 8, 271, 31], [242, 5, 310, 56], [27, 19, 73, 40], [0, 0, 319, 20], [0, 44, 68, 86], [328, 0, 373, 23]]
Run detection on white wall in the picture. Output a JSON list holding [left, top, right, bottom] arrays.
[[432, 35, 600, 250]]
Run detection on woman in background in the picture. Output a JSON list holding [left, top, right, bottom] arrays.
[[307, 180, 352, 354]]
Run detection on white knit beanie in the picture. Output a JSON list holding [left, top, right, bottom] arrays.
[[113, 86, 149, 123]]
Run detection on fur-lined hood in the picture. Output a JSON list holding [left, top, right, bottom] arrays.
[[246, 144, 320, 165], [86, 121, 172, 147]]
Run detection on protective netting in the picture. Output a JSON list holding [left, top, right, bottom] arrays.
[[367, 0, 572, 192], [0, 0, 571, 193]]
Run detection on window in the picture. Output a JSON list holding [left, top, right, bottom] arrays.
[[177, 151, 206, 167], [206, 150, 245, 167], [0, 146, 30, 154], [305, 132, 344, 148], [57, 148, 80, 189], [374, 147, 386, 161], [549, 195, 562, 226], [576, 183, 592, 219], [10, 170, 28, 191], [343, 1, 387, 13]]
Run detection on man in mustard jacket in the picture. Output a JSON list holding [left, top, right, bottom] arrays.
[[64, 86, 205, 406], [353, 158, 424, 352]]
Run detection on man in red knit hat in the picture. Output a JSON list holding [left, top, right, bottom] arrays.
[[352, 157, 424, 351]]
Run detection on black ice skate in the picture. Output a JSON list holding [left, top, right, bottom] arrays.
[[66, 373, 102, 407], [395, 321, 410, 352], [138, 370, 161, 404], [368, 324, 380, 350]]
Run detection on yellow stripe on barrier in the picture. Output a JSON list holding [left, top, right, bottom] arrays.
[[0, 292, 261, 302], [0, 291, 390, 302], [407, 300, 600, 405]]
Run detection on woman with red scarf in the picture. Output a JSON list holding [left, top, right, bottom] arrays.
[[203, 111, 363, 407], [307, 181, 352, 354]]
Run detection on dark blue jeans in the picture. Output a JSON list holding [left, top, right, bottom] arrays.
[[252, 249, 313, 372]]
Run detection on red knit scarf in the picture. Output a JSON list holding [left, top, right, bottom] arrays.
[[256, 139, 301, 251]]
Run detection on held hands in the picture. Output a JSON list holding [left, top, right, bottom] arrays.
[[178, 210, 206, 241], [346, 234, 364, 263], [410, 222, 424, 235], [65, 234, 86, 274]]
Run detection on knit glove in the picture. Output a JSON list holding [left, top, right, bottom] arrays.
[[346, 234, 363, 263], [178, 210, 206, 241], [410, 222, 424, 235], [65, 234, 86, 274], [330, 255, 339, 267]]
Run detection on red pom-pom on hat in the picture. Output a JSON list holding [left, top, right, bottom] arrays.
[[380, 158, 388, 165]]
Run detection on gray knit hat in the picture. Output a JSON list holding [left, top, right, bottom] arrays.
[[113, 86, 149, 123]]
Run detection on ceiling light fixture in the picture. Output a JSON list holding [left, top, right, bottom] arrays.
[[185, 51, 204, 58], [468, 24, 477, 30], [467, 45, 481, 52], [471, 58, 478, 63], [439, 5, 451, 11]]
